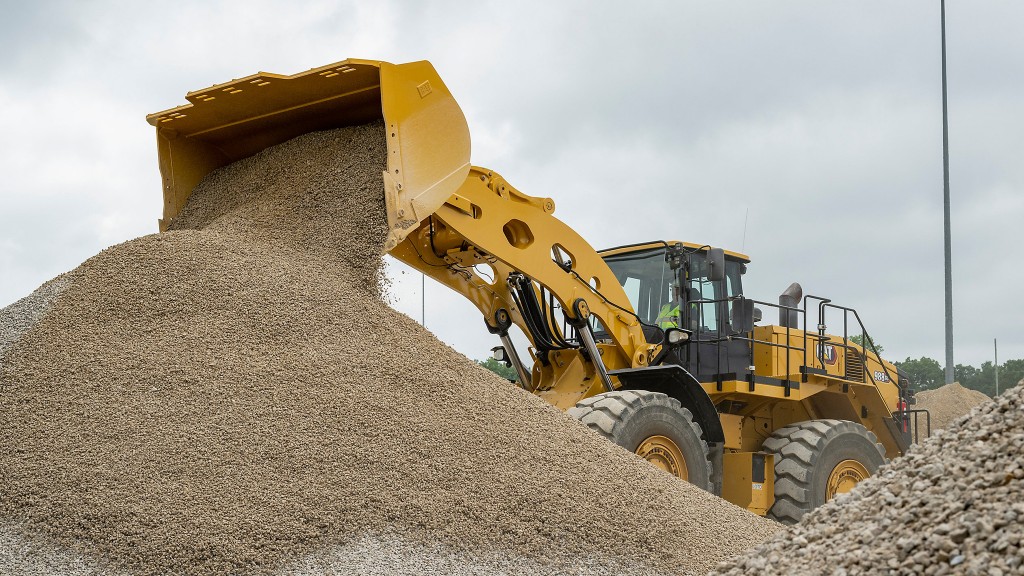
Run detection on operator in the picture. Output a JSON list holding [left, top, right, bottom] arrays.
[[657, 285, 703, 330], [656, 300, 681, 329], [656, 281, 688, 329]]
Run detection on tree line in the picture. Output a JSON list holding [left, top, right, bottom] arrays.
[[833, 336, 1020, 397], [895, 356, 1023, 397]]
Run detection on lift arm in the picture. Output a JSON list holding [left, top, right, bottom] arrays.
[[390, 167, 658, 402]]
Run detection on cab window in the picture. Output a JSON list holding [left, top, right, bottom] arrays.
[[602, 248, 671, 326]]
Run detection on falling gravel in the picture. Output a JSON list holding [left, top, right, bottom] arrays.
[[713, 380, 1024, 576], [914, 381, 990, 433], [0, 122, 778, 575]]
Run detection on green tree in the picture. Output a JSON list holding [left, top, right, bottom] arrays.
[[954, 363, 979, 388], [849, 334, 884, 355], [966, 362, 996, 397], [894, 356, 943, 391], [999, 359, 1024, 395], [478, 357, 518, 382]]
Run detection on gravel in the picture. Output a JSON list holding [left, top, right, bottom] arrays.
[[0, 274, 69, 360], [915, 381, 991, 433], [278, 532, 666, 576], [712, 380, 1024, 576], [0, 122, 778, 575], [0, 521, 128, 576]]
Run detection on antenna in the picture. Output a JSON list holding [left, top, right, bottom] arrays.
[[741, 207, 750, 253]]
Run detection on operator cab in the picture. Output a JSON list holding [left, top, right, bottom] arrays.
[[598, 241, 754, 382]]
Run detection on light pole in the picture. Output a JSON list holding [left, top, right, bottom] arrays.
[[941, 0, 955, 384], [995, 338, 999, 396]]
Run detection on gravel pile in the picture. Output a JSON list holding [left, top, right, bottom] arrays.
[[915, 382, 991, 433], [713, 380, 1024, 576], [0, 122, 778, 575]]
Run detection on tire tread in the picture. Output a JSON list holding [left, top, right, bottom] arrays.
[[763, 419, 886, 524], [569, 390, 713, 488]]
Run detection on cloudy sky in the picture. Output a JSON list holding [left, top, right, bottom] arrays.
[[1, 0, 1021, 368]]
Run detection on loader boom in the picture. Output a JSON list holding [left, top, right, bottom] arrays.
[[389, 166, 658, 402]]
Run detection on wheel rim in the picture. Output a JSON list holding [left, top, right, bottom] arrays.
[[636, 435, 689, 480], [826, 459, 870, 499]]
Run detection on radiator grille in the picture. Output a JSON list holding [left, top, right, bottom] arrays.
[[845, 349, 865, 381]]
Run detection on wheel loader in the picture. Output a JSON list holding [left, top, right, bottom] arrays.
[[147, 58, 918, 523]]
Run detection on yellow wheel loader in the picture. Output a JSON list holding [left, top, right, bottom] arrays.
[[147, 59, 918, 523]]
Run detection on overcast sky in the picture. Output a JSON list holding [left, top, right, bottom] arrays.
[[1, 0, 1021, 369]]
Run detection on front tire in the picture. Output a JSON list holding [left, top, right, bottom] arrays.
[[762, 419, 886, 524], [568, 390, 712, 491]]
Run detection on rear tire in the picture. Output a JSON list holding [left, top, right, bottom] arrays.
[[762, 419, 886, 524], [568, 390, 713, 491]]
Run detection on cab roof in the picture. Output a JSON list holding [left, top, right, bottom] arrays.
[[598, 240, 751, 263]]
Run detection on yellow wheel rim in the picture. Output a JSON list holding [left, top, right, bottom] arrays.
[[636, 435, 689, 480], [826, 459, 870, 499]]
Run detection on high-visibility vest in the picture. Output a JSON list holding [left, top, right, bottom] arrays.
[[656, 302, 681, 329]]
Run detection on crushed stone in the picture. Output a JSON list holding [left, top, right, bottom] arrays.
[[915, 381, 990, 433], [0, 122, 778, 576], [0, 521, 128, 576], [0, 274, 70, 360], [712, 380, 1024, 576], [278, 532, 671, 576]]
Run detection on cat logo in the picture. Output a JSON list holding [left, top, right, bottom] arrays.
[[818, 344, 838, 365]]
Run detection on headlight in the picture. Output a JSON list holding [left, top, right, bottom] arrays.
[[491, 346, 508, 362], [666, 328, 690, 345]]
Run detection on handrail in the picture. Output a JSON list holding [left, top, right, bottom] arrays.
[[747, 297, 805, 387], [806, 296, 899, 388], [686, 295, 808, 393], [903, 408, 931, 443], [679, 292, 897, 399]]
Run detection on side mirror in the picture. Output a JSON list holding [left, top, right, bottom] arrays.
[[731, 297, 756, 333], [708, 248, 726, 282]]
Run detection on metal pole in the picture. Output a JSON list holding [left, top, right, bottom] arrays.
[[995, 338, 999, 396], [941, 0, 955, 384], [421, 273, 426, 327]]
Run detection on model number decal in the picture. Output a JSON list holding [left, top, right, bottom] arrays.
[[873, 370, 890, 383]]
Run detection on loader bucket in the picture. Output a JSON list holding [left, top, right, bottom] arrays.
[[146, 59, 471, 251]]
